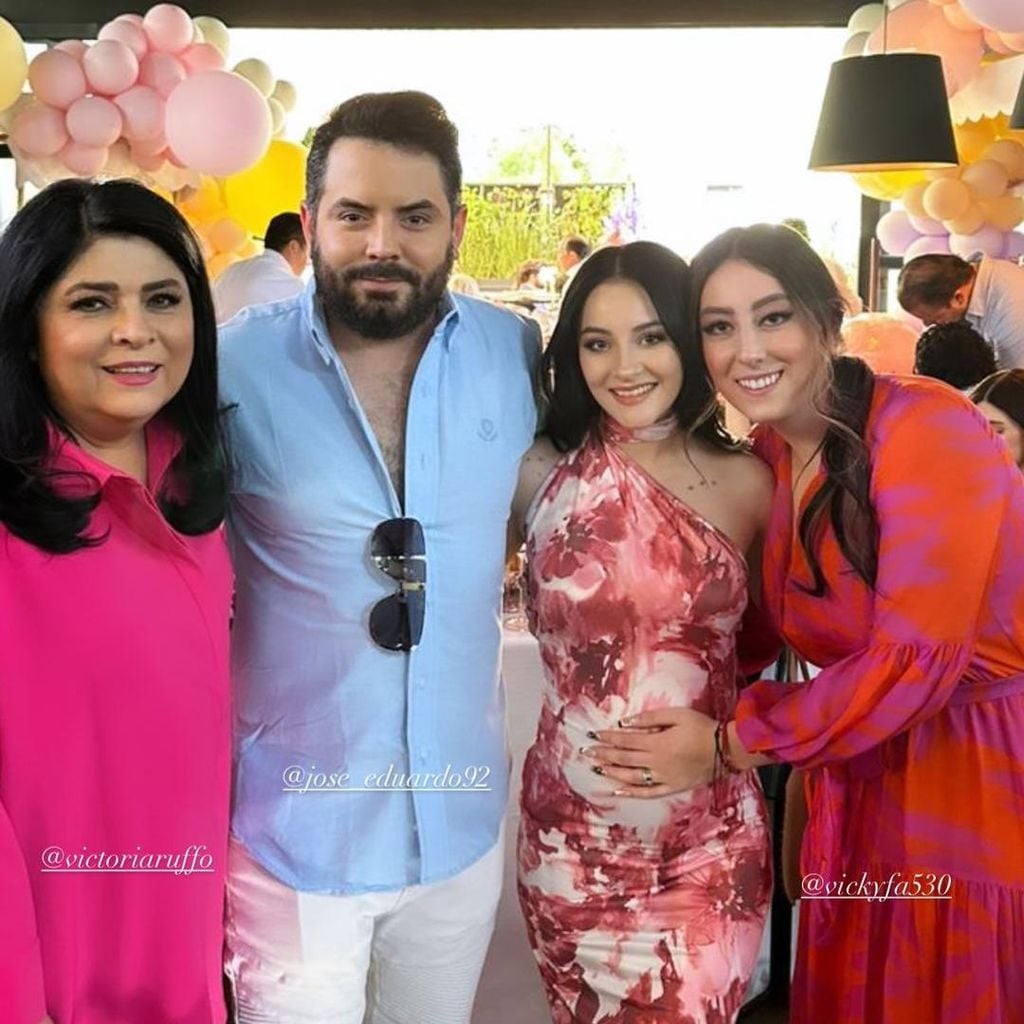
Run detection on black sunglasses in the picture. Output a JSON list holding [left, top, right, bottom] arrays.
[[370, 518, 426, 652]]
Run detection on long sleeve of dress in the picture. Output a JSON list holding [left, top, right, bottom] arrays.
[[0, 797, 47, 1022], [735, 387, 1012, 768]]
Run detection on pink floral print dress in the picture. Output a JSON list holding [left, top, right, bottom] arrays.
[[517, 420, 771, 1024]]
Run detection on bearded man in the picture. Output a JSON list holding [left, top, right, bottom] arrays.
[[218, 91, 539, 1024]]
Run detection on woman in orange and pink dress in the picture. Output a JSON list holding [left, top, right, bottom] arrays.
[[591, 223, 1024, 1023], [510, 242, 775, 1023]]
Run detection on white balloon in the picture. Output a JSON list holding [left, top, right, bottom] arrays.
[[194, 16, 230, 58], [233, 58, 273, 97], [848, 3, 884, 35], [842, 31, 871, 57], [271, 78, 296, 112], [267, 95, 285, 135]]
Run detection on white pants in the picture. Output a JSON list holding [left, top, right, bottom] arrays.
[[224, 835, 504, 1024]]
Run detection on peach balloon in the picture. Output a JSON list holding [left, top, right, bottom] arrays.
[[999, 31, 1024, 50], [139, 51, 186, 98], [983, 28, 1015, 51], [113, 84, 164, 141], [130, 143, 166, 172], [66, 95, 123, 147], [83, 39, 139, 96], [961, 158, 1009, 198], [10, 102, 68, 157], [131, 130, 167, 157], [982, 139, 1024, 181], [923, 176, 972, 220], [902, 181, 930, 218], [208, 216, 248, 254], [98, 18, 149, 60], [143, 4, 195, 54], [28, 49, 87, 110], [60, 140, 110, 176], [165, 70, 272, 176], [841, 314, 919, 375], [980, 195, 1024, 230], [944, 204, 987, 234], [180, 42, 225, 74], [53, 40, 88, 61], [954, 117, 997, 163], [942, 3, 980, 31], [206, 251, 240, 280]]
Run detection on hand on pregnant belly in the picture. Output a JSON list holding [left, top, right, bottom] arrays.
[[583, 707, 717, 798]]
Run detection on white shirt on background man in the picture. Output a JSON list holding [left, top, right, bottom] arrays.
[[214, 249, 304, 324]]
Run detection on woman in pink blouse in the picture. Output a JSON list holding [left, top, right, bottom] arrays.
[[0, 179, 233, 1023]]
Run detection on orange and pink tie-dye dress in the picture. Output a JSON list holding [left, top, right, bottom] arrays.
[[518, 420, 771, 1024], [737, 375, 1024, 1023]]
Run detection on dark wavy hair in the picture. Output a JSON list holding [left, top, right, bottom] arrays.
[[0, 178, 227, 553], [691, 223, 879, 596], [971, 369, 1024, 432], [541, 241, 737, 455]]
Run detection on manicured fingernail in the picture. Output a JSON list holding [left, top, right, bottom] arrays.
[[591, 765, 604, 776], [619, 716, 634, 727], [578, 746, 595, 757], [586, 730, 598, 740]]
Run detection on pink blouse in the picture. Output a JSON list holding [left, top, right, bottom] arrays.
[[0, 422, 233, 1023]]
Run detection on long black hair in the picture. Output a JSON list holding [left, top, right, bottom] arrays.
[[691, 224, 879, 596], [0, 178, 227, 553], [541, 241, 737, 454], [971, 369, 1024, 432]]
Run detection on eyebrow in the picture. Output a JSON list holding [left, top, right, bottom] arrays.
[[700, 292, 790, 316], [580, 319, 663, 335], [329, 197, 440, 215], [64, 279, 183, 296]]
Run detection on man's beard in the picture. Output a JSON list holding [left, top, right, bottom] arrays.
[[313, 240, 456, 341]]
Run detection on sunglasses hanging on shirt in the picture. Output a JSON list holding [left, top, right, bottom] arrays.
[[370, 517, 426, 652]]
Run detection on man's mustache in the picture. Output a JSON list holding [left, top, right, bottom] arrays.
[[344, 264, 420, 285]]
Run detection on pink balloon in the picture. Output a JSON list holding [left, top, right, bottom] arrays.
[[165, 70, 272, 176], [28, 49, 87, 110], [53, 40, 88, 62], [60, 141, 110, 176], [1004, 231, 1024, 260], [180, 42, 225, 74], [98, 19, 149, 60], [876, 211, 921, 255], [130, 143, 166, 171], [113, 84, 164, 141], [66, 95, 124, 147], [142, 4, 195, 54], [959, 0, 1024, 33], [10, 103, 69, 158], [131, 130, 167, 156], [999, 30, 1024, 50], [904, 234, 953, 260], [942, 3, 979, 30], [984, 28, 1015, 52], [865, 0, 984, 95], [950, 223, 1007, 257], [115, 13, 145, 26], [908, 212, 947, 235], [139, 51, 186, 98], [83, 39, 140, 96]]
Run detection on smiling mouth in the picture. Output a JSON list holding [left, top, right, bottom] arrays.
[[103, 364, 160, 375], [736, 371, 782, 393], [610, 382, 657, 398]]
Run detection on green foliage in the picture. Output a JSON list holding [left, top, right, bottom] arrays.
[[458, 184, 624, 281]]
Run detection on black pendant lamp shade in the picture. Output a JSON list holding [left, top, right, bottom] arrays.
[[1012, 70, 1024, 130], [809, 53, 958, 171]]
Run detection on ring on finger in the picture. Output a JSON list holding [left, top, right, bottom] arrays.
[[640, 767, 655, 786]]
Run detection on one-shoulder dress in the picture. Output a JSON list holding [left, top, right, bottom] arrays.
[[517, 423, 771, 1023]]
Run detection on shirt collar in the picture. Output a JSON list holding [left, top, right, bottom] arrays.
[[46, 416, 183, 494], [303, 280, 462, 367]]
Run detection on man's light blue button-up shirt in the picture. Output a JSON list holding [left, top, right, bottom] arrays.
[[219, 282, 539, 893]]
